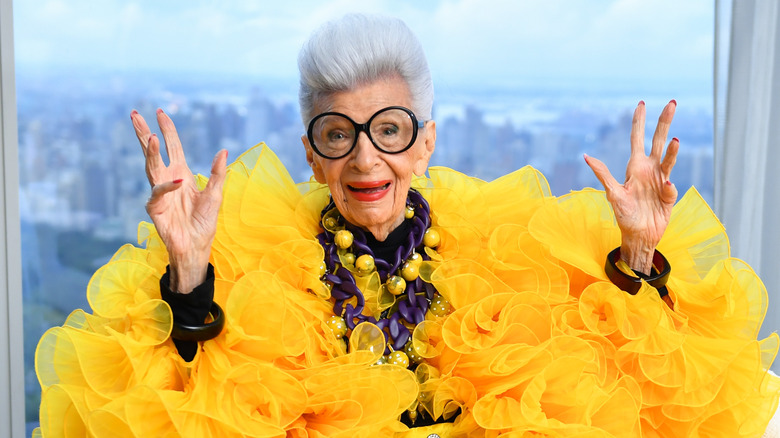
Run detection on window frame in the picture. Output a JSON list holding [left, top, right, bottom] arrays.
[[0, 0, 26, 435]]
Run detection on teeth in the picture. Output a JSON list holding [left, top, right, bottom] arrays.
[[350, 183, 390, 193]]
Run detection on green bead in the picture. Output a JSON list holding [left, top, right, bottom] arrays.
[[429, 294, 451, 317], [388, 350, 410, 367], [319, 261, 327, 277], [405, 341, 423, 364], [325, 315, 347, 338], [341, 252, 356, 267], [324, 216, 338, 229]]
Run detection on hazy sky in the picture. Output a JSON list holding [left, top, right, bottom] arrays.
[[15, 0, 713, 88]]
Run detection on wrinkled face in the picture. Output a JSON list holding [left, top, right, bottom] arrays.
[[302, 76, 436, 240]]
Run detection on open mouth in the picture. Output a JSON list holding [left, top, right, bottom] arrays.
[[347, 182, 391, 194]]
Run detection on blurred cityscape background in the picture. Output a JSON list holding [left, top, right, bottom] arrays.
[[15, 0, 715, 429]]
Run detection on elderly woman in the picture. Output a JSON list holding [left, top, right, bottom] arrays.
[[35, 14, 778, 438]]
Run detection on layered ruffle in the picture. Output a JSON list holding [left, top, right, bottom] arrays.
[[36, 145, 779, 437]]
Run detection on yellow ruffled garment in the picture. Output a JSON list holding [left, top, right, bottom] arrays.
[[35, 144, 779, 437]]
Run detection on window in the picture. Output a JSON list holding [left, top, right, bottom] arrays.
[[13, 0, 715, 432]]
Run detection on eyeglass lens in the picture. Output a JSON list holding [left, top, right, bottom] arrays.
[[310, 108, 415, 158]]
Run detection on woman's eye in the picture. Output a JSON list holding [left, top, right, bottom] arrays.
[[379, 124, 399, 136], [327, 130, 348, 142]]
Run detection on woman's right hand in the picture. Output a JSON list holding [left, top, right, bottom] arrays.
[[131, 109, 228, 294]]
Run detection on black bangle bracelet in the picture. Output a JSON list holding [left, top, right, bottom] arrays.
[[170, 301, 225, 342], [604, 247, 671, 295]]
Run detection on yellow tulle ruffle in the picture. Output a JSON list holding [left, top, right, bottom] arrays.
[[35, 144, 779, 437]]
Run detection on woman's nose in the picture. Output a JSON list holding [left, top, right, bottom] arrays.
[[350, 131, 381, 171]]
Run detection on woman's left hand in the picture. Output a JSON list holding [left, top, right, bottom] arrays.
[[585, 100, 679, 275]]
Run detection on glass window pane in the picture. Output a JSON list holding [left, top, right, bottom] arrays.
[[15, 1, 716, 431]]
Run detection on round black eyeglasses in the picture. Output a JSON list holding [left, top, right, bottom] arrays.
[[306, 106, 425, 159]]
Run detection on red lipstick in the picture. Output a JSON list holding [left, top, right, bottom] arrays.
[[347, 180, 392, 202]]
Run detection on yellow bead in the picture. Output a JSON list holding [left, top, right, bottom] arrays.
[[407, 252, 423, 267], [324, 216, 338, 229], [334, 230, 353, 249], [341, 252, 356, 267], [407, 407, 418, 423], [325, 315, 348, 338], [423, 228, 441, 248], [388, 350, 410, 367], [404, 205, 415, 219], [404, 341, 423, 364], [319, 261, 327, 277], [355, 254, 376, 276], [400, 262, 419, 282], [386, 275, 407, 295], [429, 294, 451, 317]]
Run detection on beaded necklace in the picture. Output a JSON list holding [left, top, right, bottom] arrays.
[[316, 190, 451, 368]]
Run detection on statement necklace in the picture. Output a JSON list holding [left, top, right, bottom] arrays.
[[316, 190, 451, 369]]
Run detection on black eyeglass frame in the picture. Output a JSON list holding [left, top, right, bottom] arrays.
[[306, 105, 426, 160]]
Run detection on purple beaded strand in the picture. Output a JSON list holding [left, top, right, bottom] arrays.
[[317, 190, 436, 355]]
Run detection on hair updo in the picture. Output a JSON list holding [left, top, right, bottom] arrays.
[[298, 13, 434, 125]]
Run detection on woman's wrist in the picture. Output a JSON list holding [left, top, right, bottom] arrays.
[[619, 239, 655, 275], [168, 252, 210, 294]]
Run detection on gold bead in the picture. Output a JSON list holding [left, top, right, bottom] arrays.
[[319, 261, 327, 277], [429, 294, 451, 317], [386, 275, 407, 295], [325, 315, 348, 338], [400, 262, 419, 282], [405, 341, 423, 364], [407, 252, 423, 267], [423, 228, 441, 248], [355, 254, 376, 276], [341, 252, 356, 267], [388, 350, 410, 367], [324, 216, 338, 229], [334, 230, 353, 249], [404, 205, 415, 219]]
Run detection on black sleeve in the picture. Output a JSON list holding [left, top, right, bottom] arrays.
[[160, 264, 215, 361]]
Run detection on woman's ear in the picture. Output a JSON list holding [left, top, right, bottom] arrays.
[[412, 120, 436, 176], [302, 134, 326, 183]]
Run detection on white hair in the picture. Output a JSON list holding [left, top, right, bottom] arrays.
[[298, 14, 434, 125]]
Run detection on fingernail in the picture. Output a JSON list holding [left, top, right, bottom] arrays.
[[157, 108, 163, 115], [131, 109, 138, 117], [666, 180, 672, 186], [639, 100, 645, 106], [672, 137, 679, 143], [173, 179, 183, 184], [583, 153, 589, 163], [670, 99, 677, 106]]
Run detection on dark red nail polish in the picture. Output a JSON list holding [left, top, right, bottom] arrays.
[[670, 99, 677, 106], [157, 108, 163, 114], [639, 100, 645, 106], [666, 180, 672, 186], [173, 179, 183, 184], [672, 137, 679, 143], [131, 109, 138, 116]]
